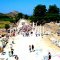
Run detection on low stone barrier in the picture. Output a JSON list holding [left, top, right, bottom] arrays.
[[0, 58, 4, 60]]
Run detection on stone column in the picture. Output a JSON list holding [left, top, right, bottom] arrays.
[[33, 22, 34, 28]]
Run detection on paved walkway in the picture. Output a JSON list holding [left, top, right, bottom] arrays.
[[0, 21, 60, 60]]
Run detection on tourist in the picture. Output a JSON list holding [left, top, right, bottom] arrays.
[[9, 51, 11, 57], [31, 31, 33, 34], [15, 55, 19, 60], [6, 34, 9, 39], [30, 31, 33, 36], [48, 52, 51, 60], [32, 44, 35, 52], [35, 31, 38, 37], [35, 32, 37, 37], [13, 32, 15, 36], [18, 31, 19, 35], [11, 48, 14, 56], [2, 40, 6, 48], [29, 45, 31, 52], [26, 32, 29, 37], [12, 40, 15, 44]]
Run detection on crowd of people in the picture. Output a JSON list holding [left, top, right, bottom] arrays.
[[0, 21, 59, 60], [0, 28, 19, 60]]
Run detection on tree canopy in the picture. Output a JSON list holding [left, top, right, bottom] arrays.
[[29, 4, 60, 25], [5, 24, 10, 30], [33, 5, 46, 17], [48, 5, 60, 14], [32, 5, 47, 25]]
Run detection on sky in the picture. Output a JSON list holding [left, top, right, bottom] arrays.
[[0, 0, 60, 15]]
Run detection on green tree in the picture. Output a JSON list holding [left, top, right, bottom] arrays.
[[15, 13, 23, 22], [17, 13, 23, 19], [33, 4, 47, 25], [5, 24, 10, 30], [45, 13, 60, 22], [24, 14, 29, 19], [33, 5, 46, 17], [29, 16, 36, 22], [46, 5, 60, 22], [48, 5, 59, 14]]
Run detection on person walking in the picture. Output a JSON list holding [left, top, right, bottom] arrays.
[[48, 52, 51, 60], [12, 40, 15, 44], [11, 48, 14, 56], [29, 45, 31, 52], [15, 55, 19, 60], [9, 51, 12, 57], [32, 44, 35, 52]]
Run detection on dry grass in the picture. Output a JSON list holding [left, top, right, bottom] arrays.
[[0, 21, 10, 28]]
